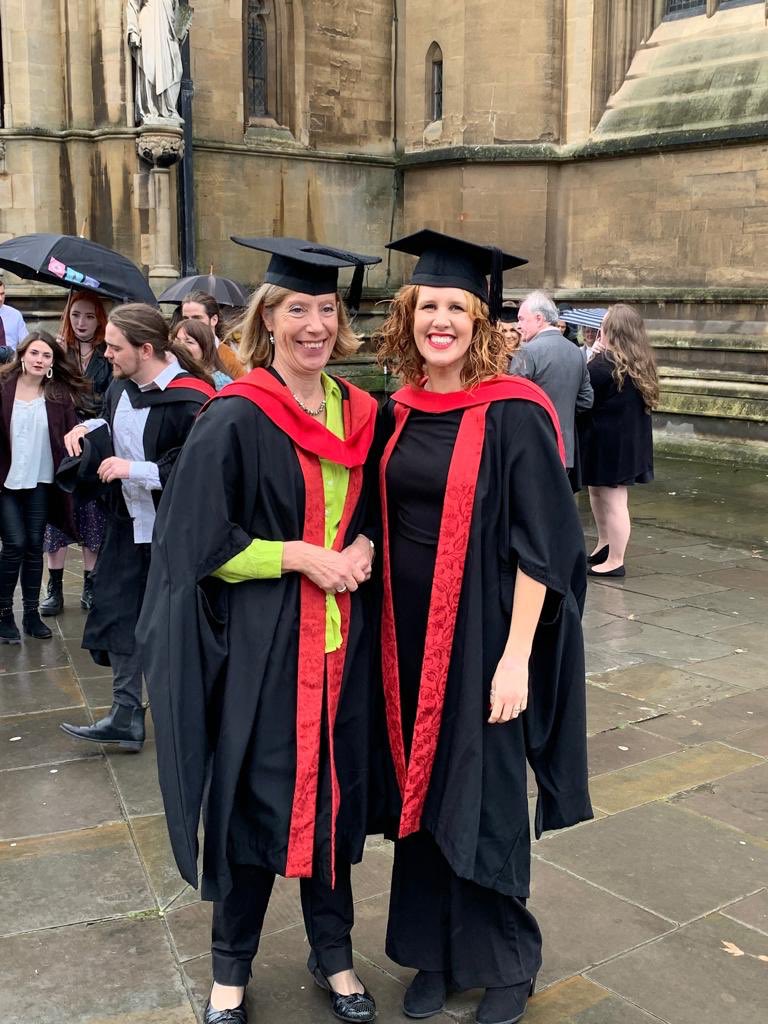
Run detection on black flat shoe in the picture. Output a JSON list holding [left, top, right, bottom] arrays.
[[204, 994, 247, 1024], [403, 970, 449, 1019], [587, 544, 609, 566], [312, 967, 376, 1022], [476, 978, 535, 1024], [587, 564, 625, 578]]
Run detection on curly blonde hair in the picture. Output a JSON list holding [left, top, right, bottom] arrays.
[[237, 283, 362, 371], [601, 304, 659, 411], [373, 285, 510, 389]]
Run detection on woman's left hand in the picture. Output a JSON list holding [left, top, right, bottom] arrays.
[[340, 534, 374, 582], [97, 457, 133, 483], [488, 654, 529, 724]]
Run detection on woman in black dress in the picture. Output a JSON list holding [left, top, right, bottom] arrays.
[[374, 231, 591, 1024], [41, 290, 112, 614], [579, 304, 659, 578]]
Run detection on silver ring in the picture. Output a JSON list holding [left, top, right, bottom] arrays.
[[336, 585, 347, 593]]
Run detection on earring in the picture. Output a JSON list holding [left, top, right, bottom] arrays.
[[269, 332, 275, 346], [20, 360, 26, 374], [46, 367, 53, 379]]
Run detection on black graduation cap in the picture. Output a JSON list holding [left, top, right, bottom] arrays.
[[386, 229, 528, 323], [230, 236, 381, 315], [55, 424, 113, 503], [498, 305, 519, 323]]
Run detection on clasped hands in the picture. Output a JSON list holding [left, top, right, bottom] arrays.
[[62, 424, 133, 483], [283, 534, 373, 595]]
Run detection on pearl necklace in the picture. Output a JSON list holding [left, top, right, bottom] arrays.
[[292, 392, 327, 417]]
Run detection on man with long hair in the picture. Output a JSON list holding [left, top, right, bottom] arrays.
[[59, 304, 213, 752]]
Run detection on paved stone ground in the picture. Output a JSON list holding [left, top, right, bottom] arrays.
[[1, 455, 767, 1023]]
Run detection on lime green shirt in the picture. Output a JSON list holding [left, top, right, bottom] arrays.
[[211, 374, 349, 653]]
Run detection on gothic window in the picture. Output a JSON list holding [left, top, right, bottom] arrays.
[[664, 0, 706, 16], [426, 43, 443, 124], [246, 1, 268, 119]]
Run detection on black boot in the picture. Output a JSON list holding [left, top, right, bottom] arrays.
[[60, 703, 146, 751], [476, 978, 536, 1024], [80, 570, 94, 611], [404, 971, 450, 1019], [40, 569, 64, 616], [22, 609, 52, 640], [0, 607, 20, 645]]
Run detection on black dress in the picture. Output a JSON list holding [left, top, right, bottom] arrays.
[[579, 353, 653, 487], [379, 390, 592, 988]]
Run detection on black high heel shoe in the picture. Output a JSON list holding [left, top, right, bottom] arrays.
[[312, 967, 377, 1022], [587, 544, 609, 565], [476, 977, 536, 1024]]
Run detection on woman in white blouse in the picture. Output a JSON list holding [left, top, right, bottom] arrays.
[[0, 331, 88, 643]]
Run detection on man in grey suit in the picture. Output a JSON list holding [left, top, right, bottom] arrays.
[[510, 290, 593, 472]]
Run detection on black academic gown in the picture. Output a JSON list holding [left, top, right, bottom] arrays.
[[137, 376, 378, 902], [379, 380, 592, 899], [82, 375, 208, 662]]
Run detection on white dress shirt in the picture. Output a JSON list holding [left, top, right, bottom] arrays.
[[86, 360, 184, 544], [4, 396, 54, 489], [0, 305, 29, 349]]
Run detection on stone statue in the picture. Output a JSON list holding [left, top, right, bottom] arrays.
[[126, 0, 191, 124]]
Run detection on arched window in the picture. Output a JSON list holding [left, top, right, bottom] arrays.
[[664, 0, 706, 16], [246, 1, 268, 119], [425, 42, 443, 124]]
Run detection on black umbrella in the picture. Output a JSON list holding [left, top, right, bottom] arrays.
[[0, 233, 157, 304], [157, 273, 250, 307]]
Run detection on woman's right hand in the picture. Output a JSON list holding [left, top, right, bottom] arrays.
[[282, 541, 369, 594], [64, 424, 88, 456]]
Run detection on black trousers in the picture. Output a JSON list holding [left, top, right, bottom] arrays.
[[386, 831, 542, 990], [211, 858, 356, 987], [0, 484, 51, 611]]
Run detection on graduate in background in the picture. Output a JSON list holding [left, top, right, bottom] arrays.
[[137, 239, 381, 1024], [374, 231, 592, 1024]]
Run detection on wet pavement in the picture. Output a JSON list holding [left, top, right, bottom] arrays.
[[1, 454, 766, 1023]]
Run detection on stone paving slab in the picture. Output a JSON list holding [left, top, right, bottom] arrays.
[[669, 761, 768, 838], [525, 977, 663, 1023], [586, 725, 682, 777], [0, 823, 154, 936], [640, 689, 768, 746], [681, 588, 768, 622], [0, 917, 196, 1024], [588, 663, 748, 710], [131, 814, 190, 910], [537, 802, 768, 924], [720, 890, 768, 936], [587, 913, 768, 1024], [587, 742, 763, 815], [632, 603, 752, 635], [683, 651, 767, 690], [0, 708, 97, 770], [0, 666, 83, 717], [585, 686, 664, 736]]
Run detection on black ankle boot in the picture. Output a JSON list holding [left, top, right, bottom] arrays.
[[22, 609, 53, 640], [476, 978, 536, 1024], [0, 608, 20, 644], [60, 703, 146, 751], [40, 569, 64, 616], [80, 570, 94, 611], [404, 971, 449, 1019]]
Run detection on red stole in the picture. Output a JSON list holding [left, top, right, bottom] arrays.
[[380, 376, 564, 838], [167, 376, 216, 400], [216, 370, 376, 881]]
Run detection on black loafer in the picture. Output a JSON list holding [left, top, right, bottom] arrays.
[[476, 978, 535, 1024], [312, 968, 376, 1022], [204, 993, 247, 1023], [403, 970, 449, 1018]]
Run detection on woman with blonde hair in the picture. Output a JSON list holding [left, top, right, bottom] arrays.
[[580, 303, 658, 578], [139, 238, 383, 1024], [373, 230, 591, 1024]]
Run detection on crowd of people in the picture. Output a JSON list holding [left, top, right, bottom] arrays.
[[0, 232, 659, 1024]]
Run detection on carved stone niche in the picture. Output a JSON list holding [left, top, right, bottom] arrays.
[[136, 127, 185, 168]]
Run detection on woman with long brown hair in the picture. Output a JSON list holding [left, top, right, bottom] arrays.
[[171, 318, 233, 390], [373, 230, 590, 1024], [580, 303, 659, 578], [0, 331, 89, 643], [42, 290, 113, 616]]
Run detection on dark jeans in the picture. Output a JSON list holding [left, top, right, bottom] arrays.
[[211, 859, 356, 987], [0, 484, 51, 612]]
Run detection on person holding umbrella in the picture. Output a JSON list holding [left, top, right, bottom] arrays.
[[0, 331, 90, 643]]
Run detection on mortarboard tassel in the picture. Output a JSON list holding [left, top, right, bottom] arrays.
[[488, 246, 504, 325], [346, 263, 365, 318]]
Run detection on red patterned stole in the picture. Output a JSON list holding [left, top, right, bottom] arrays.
[[222, 374, 375, 881], [379, 376, 564, 838]]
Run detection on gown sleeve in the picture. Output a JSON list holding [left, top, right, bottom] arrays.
[[136, 397, 257, 886], [501, 400, 592, 837]]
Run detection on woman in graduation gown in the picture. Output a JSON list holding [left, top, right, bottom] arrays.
[[373, 230, 593, 1024], [137, 239, 381, 1024]]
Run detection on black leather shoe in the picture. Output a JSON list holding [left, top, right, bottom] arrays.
[[587, 564, 625, 578], [587, 544, 609, 566], [312, 968, 376, 1022], [22, 610, 53, 639], [403, 971, 449, 1018], [80, 571, 94, 611], [204, 994, 247, 1023], [59, 703, 146, 751], [40, 571, 64, 616], [476, 978, 535, 1024]]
